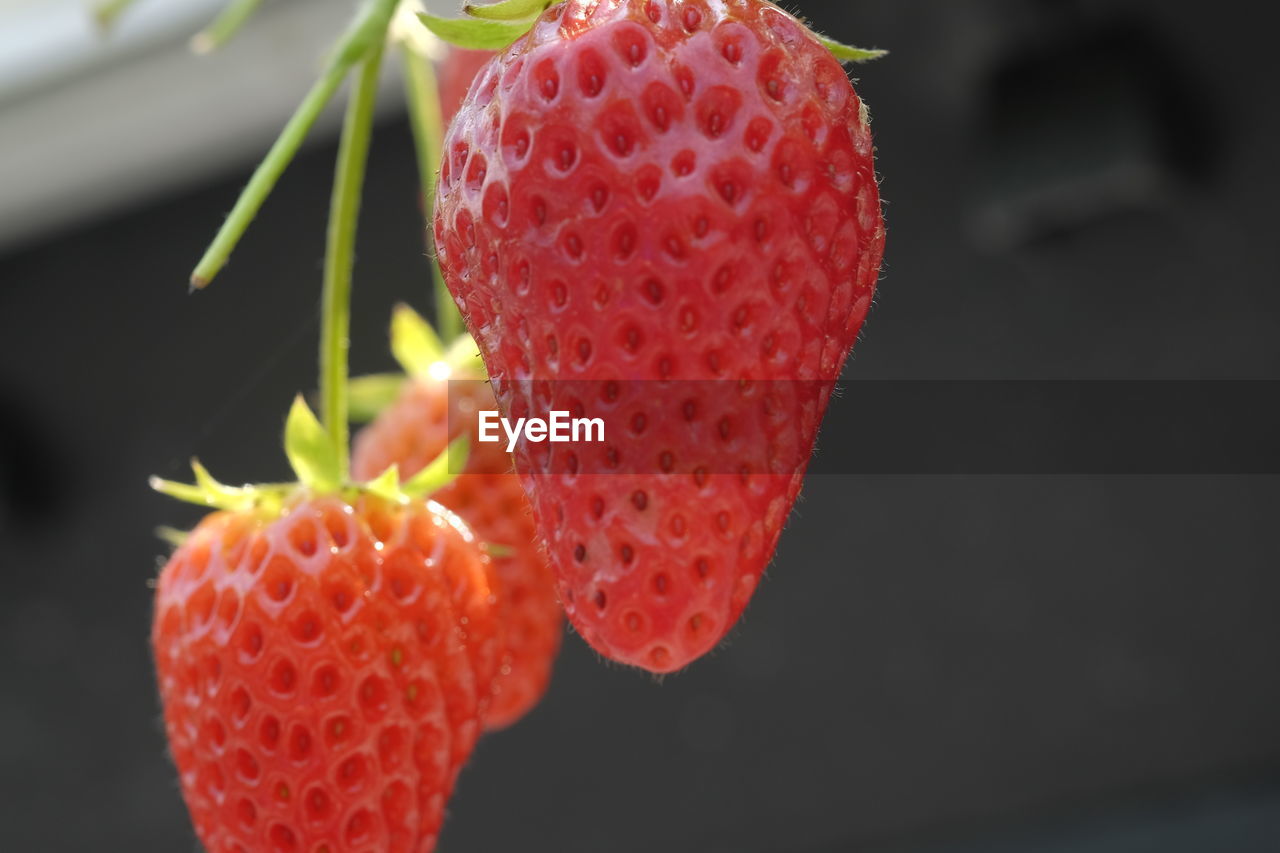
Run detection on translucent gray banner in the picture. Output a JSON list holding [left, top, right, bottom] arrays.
[[446, 380, 1280, 475]]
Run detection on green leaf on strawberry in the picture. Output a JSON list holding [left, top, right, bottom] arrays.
[[284, 395, 343, 491], [815, 35, 888, 63], [363, 462, 404, 502], [463, 0, 553, 22], [418, 0, 886, 64], [391, 302, 447, 376], [151, 394, 468, 516], [417, 12, 535, 51], [403, 435, 470, 497]]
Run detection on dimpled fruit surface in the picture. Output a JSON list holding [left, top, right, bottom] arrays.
[[435, 0, 885, 672], [152, 494, 498, 852]]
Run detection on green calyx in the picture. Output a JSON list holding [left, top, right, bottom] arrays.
[[390, 303, 483, 381], [349, 304, 484, 424], [418, 14, 539, 51], [150, 395, 469, 516], [419, 0, 886, 64], [815, 36, 887, 64], [464, 0, 555, 21], [419, 0, 554, 51]]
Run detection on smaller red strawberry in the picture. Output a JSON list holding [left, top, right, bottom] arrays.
[[152, 398, 491, 853], [352, 306, 562, 729]]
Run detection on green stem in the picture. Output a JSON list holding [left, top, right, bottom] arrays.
[[321, 38, 385, 481], [401, 44, 463, 341], [190, 0, 399, 289], [190, 0, 266, 54], [92, 0, 142, 29]]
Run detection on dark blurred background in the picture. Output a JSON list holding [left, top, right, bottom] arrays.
[[2, 0, 1278, 850]]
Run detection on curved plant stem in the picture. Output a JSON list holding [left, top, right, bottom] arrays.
[[321, 38, 386, 482], [190, 0, 399, 289], [190, 0, 266, 54], [401, 43, 463, 341]]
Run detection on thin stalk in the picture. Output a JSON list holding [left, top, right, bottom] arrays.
[[190, 0, 399, 289], [321, 39, 385, 481], [401, 44, 463, 340], [191, 0, 266, 54]]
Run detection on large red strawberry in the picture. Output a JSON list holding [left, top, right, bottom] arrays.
[[429, 0, 886, 672], [152, 400, 494, 852], [352, 307, 561, 730]]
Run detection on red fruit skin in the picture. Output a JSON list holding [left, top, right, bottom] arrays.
[[435, 0, 885, 672], [152, 495, 497, 853], [439, 48, 496, 128], [352, 377, 562, 730]]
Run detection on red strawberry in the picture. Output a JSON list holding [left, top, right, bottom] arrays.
[[432, 0, 885, 672], [352, 313, 561, 730], [153, 493, 495, 853], [439, 47, 495, 127], [152, 394, 498, 852]]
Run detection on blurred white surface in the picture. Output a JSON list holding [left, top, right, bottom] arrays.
[[0, 0, 223, 103], [0, 0, 418, 252]]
